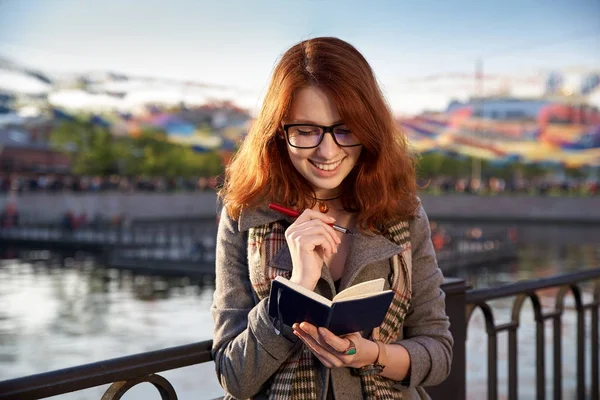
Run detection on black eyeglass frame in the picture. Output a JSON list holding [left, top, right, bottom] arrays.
[[282, 123, 362, 149]]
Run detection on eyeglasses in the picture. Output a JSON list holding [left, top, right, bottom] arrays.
[[282, 123, 362, 149]]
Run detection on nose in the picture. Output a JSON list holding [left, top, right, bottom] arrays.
[[317, 131, 340, 158]]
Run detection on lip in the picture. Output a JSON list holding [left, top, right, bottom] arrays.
[[309, 158, 344, 166], [309, 158, 344, 177]]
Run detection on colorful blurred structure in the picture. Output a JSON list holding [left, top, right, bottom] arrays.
[[400, 96, 600, 168], [2, 56, 600, 172]]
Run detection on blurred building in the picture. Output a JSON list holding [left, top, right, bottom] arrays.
[[0, 125, 70, 173], [401, 92, 600, 168]]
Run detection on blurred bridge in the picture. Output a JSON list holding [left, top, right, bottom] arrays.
[[0, 218, 516, 276]]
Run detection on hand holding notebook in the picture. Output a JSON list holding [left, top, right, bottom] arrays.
[[268, 276, 394, 336]]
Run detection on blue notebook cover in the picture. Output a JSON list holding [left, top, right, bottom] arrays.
[[268, 277, 394, 336]]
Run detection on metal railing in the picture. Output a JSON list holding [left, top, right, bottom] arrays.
[[427, 268, 600, 400], [0, 270, 598, 400], [0, 342, 214, 400], [465, 268, 599, 400]]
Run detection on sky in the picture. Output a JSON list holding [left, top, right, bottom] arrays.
[[0, 0, 599, 114]]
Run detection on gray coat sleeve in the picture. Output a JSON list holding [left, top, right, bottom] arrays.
[[211, 208, 300, 399], [393, 203, 454, 389]]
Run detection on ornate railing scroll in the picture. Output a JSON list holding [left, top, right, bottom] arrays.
[[101, 374, 177, 400]]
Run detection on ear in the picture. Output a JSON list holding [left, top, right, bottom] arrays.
[[272, 131, 287, 149], [276, 126, 285, 139]]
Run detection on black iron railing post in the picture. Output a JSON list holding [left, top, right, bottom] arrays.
[[427, 277, 470, 400]]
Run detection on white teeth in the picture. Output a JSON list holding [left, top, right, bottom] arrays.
[[313, 159, 342, 171]]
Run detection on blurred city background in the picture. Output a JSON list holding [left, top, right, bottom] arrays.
[[0, 0, 599, 399]]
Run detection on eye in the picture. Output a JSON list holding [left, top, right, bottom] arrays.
[[290, 126, 321, 136], [334, 126, 352, 135], [297, 129, 318, 136]]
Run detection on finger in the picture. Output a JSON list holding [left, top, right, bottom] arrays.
[[292, 233, 335, 258], [295, 208, 337, 225], [293, 225, 339, 256], [289, 218, 341, 246], [293, 330, 334, 368], [300, 218, 342, 245], [297, 322, 322, 343], [296, 324, 352, 366], [293, 327, 343, 368], [287, 225, 338, 258], [318, 327, 356, 353], [299, 323, 343, 355], [295, 322, 331, 351]]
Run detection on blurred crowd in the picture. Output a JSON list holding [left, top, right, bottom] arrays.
[[0, 202, 18, 228], [0, 174, 221, 194], [1, 173, 598, 196], [422, 176, 599, 196]]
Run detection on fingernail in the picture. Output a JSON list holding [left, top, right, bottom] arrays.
[[328, 216, 336, 221]]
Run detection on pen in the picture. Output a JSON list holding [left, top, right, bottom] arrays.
[[268, 202, 353, 234]]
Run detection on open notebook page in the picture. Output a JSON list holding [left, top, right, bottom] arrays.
[[332, 278, 386, 302]]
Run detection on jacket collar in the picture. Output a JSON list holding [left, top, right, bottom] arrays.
[[238, 202, 292, 232], [239, 203, 404, 287]]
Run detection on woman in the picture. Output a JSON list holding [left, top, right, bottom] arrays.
[[212, 37, 452, 400]]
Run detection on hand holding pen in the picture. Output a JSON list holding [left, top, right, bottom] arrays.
[[269, 202, 347, 290], [268, 203, 353, 234]]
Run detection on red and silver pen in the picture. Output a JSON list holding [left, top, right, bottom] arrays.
[[268, 202, 353, 234]]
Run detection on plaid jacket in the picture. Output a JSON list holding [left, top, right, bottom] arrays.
[[212, 201, 453, 399]]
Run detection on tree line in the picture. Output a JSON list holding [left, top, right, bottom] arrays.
[[50, 119, 225, 178]]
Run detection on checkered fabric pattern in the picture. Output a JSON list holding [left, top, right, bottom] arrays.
[[248, 220, 412, 400]]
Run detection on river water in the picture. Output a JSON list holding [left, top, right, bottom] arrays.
[[0, 223, 599, 400]]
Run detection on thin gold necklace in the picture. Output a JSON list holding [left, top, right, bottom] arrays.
[[313, 194, 342, 213]]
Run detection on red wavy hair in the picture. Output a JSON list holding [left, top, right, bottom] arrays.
[[220, 37, 419, 232]]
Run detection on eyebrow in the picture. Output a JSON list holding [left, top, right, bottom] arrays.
[[288, 119, 344, 125]]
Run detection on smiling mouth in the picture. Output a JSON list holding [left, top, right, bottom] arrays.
[[309, 158, 344, 171]]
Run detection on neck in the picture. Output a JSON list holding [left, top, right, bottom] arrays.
[[312, 190, 342, 201], [314, 194, 341, 201]]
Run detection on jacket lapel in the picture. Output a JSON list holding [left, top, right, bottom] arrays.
[[269, 244, 293, 271], [238, 203, 287, 232], [240, 203, 295, 273], [340, 231, 403, 289]]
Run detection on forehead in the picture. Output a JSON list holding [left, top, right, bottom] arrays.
[[288, 86, 341, 125]]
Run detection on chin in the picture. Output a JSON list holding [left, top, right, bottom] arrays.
[[298, 164, 351, 192], [309, 177, 345, 191]]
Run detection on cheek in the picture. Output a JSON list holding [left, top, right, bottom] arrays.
[[287, 148, 307, 170], [347, 148, 362, 166]]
